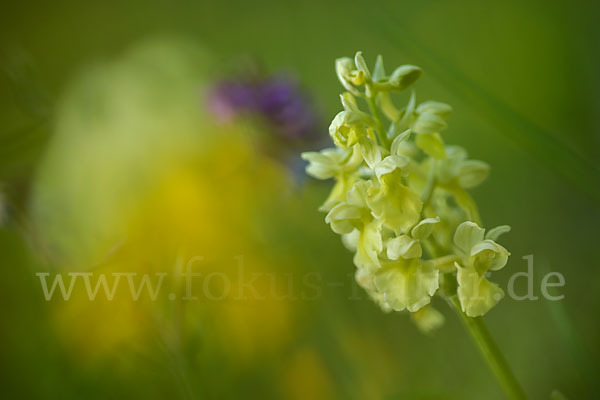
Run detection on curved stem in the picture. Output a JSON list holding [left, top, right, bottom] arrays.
[[449, 297, 527, 400]]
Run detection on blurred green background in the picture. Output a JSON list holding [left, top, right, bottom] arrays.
[[1, 0, 599, 399]]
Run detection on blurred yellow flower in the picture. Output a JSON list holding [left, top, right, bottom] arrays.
[[282, 348, 335, 400], [31, 39, 297, 367]]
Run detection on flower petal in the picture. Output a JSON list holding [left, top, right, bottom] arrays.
[[374, 155, 409, 179], [301, 150, 336, 179], [411, 216, 440, 240], [379, 91, 399, 121], [325, 202, 362, 222], [413, 113, 447, 135], [485, 225, 511, 241], [346, 179, 371, 208], [454, 221, 485, 253], [353, 220, 383, 272], [359, 137, 383, 169], [387, 235, 422, 260], [388, 65, 423, 92], [336, 57, 360, 95], [329, 111, 370, 148], [410, 305, 445, 333], [390, 129, 412, 155], [471, 239, 510, 272], [374, 258, 439, 312], [457, 160, 490, 188], [415, 101, 452, 119], [367, 171, 423, 235], [457, 265, 504, 317], [319, 174, 357, 212], [325, 203, 361, 234]]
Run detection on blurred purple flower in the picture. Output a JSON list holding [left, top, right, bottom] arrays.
[[208, 75, 319, 141]]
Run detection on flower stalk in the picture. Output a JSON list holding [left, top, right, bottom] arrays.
[[449, 296, 527, 400], [302, 51, 526, 397]]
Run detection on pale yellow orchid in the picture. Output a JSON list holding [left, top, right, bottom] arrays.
[[304, 51, 514, 329], [454, 221, 511, 317]]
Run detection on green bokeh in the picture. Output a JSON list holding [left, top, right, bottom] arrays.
[[1, 1, 599, 399]]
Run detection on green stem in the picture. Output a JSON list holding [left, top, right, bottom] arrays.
[[365, 88, 389, 148], [420, 159, 436, 207], [450, 297, 527, 400]]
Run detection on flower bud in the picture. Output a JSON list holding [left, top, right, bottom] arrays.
[[416, 101, 452, 119], [457, 160, 490, 188], [388, 65, 423, 91], [329, 110, 374, 148], [412, 113, 448, 134], [336, 57, 364, 94], [336, 57, 355, 81]]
